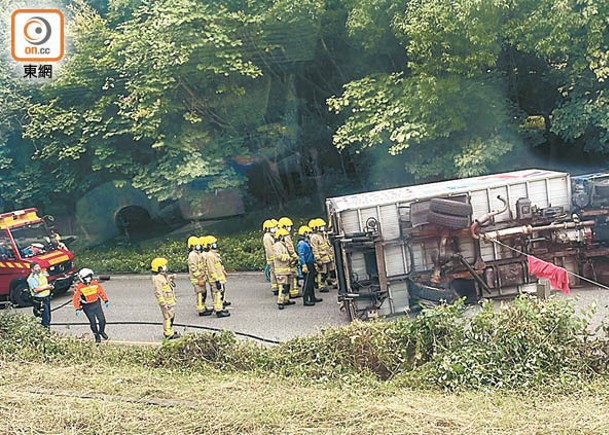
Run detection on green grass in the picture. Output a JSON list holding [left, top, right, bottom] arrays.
[[2, 295, 609, 390], [3, 361, 609, 434], [3, 295, 609, 432]]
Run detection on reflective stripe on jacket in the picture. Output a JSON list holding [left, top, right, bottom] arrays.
[[263, 233, 275, 264], [73, 280, 108, 310], [152, 274, 176, 306], [204, 251, 227, 284], [28, 272, 50, 298], [188, 250, 205, 283], [272, 241, 291, 276]]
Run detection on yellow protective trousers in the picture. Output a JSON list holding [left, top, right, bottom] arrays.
[[160, 304, 175, 338]]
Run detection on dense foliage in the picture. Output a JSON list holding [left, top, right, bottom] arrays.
[[76, 230, 266, 272], [2, 295, 609, 390], [1, 0, 609, 211]]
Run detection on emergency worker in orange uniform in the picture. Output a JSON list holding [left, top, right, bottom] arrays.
[[73, 268, 109, 344]]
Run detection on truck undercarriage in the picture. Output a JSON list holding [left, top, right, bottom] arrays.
[[327, 170, 609, 320]]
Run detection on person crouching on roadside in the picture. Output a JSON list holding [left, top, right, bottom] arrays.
[[73, 268, 109, 344]]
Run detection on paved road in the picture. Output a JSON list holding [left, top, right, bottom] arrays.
[[15, 272, 349, 344], [11, 273, 609, 344]]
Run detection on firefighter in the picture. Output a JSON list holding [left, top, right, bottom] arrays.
[[73, 268, 109, 344], [309, 218, 331, 293], [151, 258, 180, 340], [319, 218, 337, 288], [273, 228, 295, 309], [209, 235, 231, 308], [297, 226, 323, 306], [262, 219, 279, 295], [202, 236, 231, 318], [188, 236, 212, 316], [277, 217, 301, 298]]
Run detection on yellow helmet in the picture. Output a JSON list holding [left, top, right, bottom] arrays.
[[262, 219, 275, 230], [310, 218, 327, 229], [298, 225, 312, 236], [202, 235, 218, 248], [198, 236, 208, 247], [275, 228, 289, 239], [278, 217, 293, 229], [187, 236, 199, 248], [151, 257, 168, 272]]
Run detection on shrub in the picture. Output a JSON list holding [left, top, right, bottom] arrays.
[[3, 295, 609, 391], [75, 230, 266, 273]]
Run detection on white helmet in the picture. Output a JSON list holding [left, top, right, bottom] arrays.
[[78, 268, 94, 283]]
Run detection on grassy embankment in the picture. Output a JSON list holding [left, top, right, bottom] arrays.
[[2, 296, 609, 433]]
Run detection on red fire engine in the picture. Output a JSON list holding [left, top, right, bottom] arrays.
[[0, 208, 76, 307]]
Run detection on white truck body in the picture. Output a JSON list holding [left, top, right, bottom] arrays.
[[327, 169, 609, 320]]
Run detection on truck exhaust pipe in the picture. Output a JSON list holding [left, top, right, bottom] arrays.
[[471, 195, 508, 239]]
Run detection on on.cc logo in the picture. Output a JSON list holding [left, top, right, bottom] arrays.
[[11, 9, 64, 62]]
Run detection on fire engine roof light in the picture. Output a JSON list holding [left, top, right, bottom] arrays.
[[0, 208, 37, 219], [0, 208, 41, 229]]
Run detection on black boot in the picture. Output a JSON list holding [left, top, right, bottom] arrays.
[[200, 307, 214, 316], [216, 310, 231, 318], [100, 331, 109, 340], [312, 297, 323, 303]]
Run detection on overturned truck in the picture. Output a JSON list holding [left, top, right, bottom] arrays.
[[326, 169, 609, 320]]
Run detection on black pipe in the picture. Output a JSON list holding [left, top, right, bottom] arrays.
[[451, 254, 492, 295], [50, 321, 280, 344]]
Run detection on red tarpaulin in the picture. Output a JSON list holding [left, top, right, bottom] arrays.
[[527, 255, 571, 295]]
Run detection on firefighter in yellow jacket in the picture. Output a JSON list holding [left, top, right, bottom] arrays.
[[188, 236, 213, 316], [202, 236, 231, 318], [273, 228, 296, 309], [319, 218, 337, 288], [262, 219, 279, 295], [278, 217, 301, 298], [151, 258, 180, 340], [210, 235, 232, 308], [309, 218, 332, 293]]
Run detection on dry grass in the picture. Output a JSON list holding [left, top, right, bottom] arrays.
[[1, 360, 609, 434]]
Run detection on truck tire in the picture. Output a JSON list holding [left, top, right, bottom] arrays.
[[410, 283, 460, 304], [429, 198, 472, 216], [427, 211, 470, 229], [9, 283, 31, 308]]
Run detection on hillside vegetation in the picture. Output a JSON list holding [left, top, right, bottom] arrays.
[[3, 295, 609, 433]]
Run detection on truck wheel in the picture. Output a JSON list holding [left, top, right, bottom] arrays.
[[9, 283, 31, 308], [427, 211, 470, 229], [429, 198, 473, 216], [410, 283, 460, 303]]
